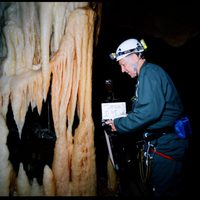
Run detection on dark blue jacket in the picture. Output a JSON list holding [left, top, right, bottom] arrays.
[[114, 61, 188, 159], [114, 61, 183, 133]]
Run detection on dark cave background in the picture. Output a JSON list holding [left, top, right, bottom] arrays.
[[93, 1, 198, 197]]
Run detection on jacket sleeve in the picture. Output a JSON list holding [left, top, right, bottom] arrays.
[[114, 71, 165, 133]]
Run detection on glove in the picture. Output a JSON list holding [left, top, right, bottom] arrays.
[[102, 120, 117, 136]]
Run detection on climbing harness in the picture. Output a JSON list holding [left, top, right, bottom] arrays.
[[136, 131, 176, 184], [137, 140, 154, 184]]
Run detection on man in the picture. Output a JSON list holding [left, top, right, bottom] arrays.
[[106, 38, 190, 197]]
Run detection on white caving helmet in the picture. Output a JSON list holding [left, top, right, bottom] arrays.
[[109, 38, 147, 61]]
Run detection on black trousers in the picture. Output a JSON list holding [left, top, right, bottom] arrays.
[[150, 153, 188, 198]]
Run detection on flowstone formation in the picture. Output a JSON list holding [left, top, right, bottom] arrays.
[[0, 2, 102, 196]]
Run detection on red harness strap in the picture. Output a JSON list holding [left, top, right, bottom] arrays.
[[150, 149, 174, 160]]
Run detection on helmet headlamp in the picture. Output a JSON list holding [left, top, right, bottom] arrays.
[[109, 53, 116, 60]]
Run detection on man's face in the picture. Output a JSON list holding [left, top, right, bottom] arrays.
[[118, 54, 137, 78]]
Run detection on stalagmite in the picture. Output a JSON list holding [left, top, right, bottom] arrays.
[[43, 165, 56, 196], [0, 2, 102, 196], [0, 114, 13, 196], [30, 178, 43, 196], [16, 163, 31, 196]]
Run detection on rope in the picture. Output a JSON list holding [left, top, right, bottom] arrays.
[[138, 149, 152, 184]]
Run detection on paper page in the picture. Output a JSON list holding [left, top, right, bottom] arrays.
[[101, 102, 126, 120]]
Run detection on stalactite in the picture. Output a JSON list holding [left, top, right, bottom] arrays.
[[40, 2, 53, 101]]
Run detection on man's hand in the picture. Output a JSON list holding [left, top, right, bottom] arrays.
[[105, 120, 117, 132]]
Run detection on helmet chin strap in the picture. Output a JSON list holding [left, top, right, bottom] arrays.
[[132, 63, 137, 75], [132, 56, 140, 75]]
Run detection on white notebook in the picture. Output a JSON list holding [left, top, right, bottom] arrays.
[[101, 102, 126, 120]]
